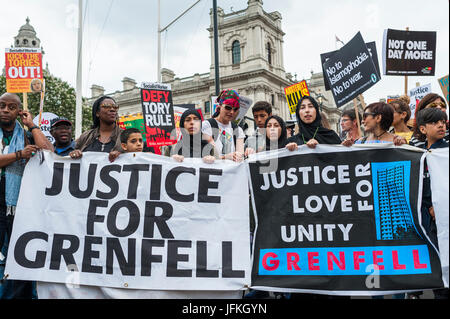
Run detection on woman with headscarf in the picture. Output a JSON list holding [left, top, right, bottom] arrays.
[[69, 95, 123, 161], [165, 109, 216, 163], [285, 96, 341, 151]]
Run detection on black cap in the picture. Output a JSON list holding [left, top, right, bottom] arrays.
[[50, 117, 72, 129]]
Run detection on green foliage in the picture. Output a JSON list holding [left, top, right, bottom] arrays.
[[0, 69, 92, 133]]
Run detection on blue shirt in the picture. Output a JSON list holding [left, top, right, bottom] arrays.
[[54, 140, 76, 156]]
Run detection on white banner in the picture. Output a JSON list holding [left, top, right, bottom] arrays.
[[5, 151, 251, 291], [427, 148, 449, 288], [409, 83, 432, 119]]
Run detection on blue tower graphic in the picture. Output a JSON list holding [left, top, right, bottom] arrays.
[[372, 161, 419, 240]]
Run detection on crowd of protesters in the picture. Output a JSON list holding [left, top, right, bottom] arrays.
[[0, 87, 448, 299]]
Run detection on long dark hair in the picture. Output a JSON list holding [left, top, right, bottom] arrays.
[[91, 95, 117, 128], [264, 115, 287, 150], [414, 108, 448, 142]]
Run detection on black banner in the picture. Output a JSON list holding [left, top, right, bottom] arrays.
[[322, 32, 380, 108], [321, 42, 381, 91], [249, 147, 444, 294], [382, 29, 437, 76]]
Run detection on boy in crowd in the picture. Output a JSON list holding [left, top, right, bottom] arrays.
[[120, 128, 144, 153], [244, 101, 272, 156], [108, 128, 143, 162], [408, 108, 448, 299], [50, 117, 76, 156]]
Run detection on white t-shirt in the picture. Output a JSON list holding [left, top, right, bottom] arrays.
[[202, 119, 245, 155]]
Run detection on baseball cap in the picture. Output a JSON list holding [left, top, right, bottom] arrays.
[[50, 117, 72, 129]]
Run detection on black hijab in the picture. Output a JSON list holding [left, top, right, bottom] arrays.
[[176, 109, 209, 158], [292, 96, 341, 145], [265, 115, 288, 150]]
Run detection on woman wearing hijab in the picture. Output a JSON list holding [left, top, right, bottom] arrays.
[[245, 115, 287, 155], [166, 109, 216, 163], [69, 95, 123, 161], [285, 96, 341, 151]]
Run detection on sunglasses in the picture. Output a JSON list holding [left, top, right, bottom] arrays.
[[426, 102, 446, 109], [363, 112, 377, 119], [100, 104, 119, 111], [224, 105, 240, 112]]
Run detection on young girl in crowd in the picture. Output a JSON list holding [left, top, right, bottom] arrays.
[[410, 93, 449, 148], [408, 108, 449, 300], [165, 109, 216, 163], [390, 96, 414, 143], [264, 115, 288, 151]]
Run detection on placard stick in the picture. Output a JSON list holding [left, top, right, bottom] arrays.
[[353, 98, 362, 138], [404, 27, 409, 95], [22, 92, 28, 111], [38, 80, 45, 127]]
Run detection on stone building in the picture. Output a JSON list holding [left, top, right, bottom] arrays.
[[88, 0, 363, 133]]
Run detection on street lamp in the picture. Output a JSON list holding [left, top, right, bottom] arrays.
[[316, 93, 325, 112], [157, 0, 202, 82]]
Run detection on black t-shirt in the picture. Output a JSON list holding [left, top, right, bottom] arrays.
[[83, 138, 115, 153]]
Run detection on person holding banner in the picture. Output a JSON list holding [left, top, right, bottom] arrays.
[[349, 102, 407, 145], [410, 108, 449, 299], [0, 92, 53, 299], [202, 89, 245, 162], [410, 93, 448, 148], [389, 97, 414, 143], [165, 109, 216, 163], [50, 117, 76, 157], [70, 96, 124, 161], [285, 96, 341, 151]]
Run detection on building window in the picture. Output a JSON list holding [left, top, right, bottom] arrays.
[[232, 40, 241, 65], [205, 101, 211, 114], [267, 43, 272, 65]]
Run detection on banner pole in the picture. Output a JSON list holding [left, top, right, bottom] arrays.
[[353, 98, 362, 138], [404, 27, 409, 95], [22, 92, 28, 111], [38, 81, 45, 128]]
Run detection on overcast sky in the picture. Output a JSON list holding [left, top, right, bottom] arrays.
[[1, 0, 449, 105]]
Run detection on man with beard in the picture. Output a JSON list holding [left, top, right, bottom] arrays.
[[0, 92, 53, 299]]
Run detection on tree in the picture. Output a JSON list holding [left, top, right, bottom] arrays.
[[0, 69, 92, 133]]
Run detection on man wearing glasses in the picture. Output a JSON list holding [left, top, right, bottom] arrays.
[[202, 89, 245, 162]]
